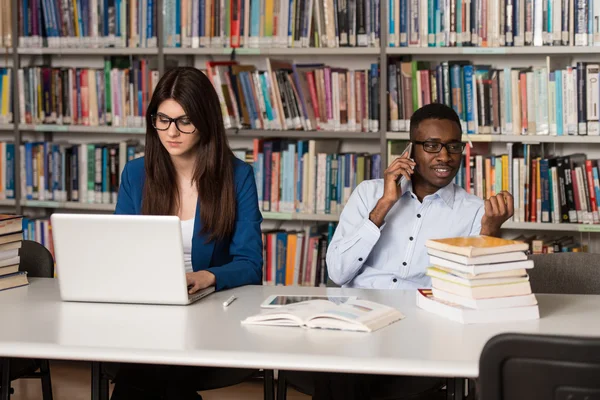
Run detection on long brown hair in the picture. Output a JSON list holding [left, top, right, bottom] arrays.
[[142, 67, 235, 242]]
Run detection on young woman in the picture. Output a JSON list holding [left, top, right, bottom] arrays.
[[112, 66, 263, 399]]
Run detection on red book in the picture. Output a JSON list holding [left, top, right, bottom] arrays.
[[230, 0, 241, 47], [80, 69, 90, 126], [585, 160, 599, 223]]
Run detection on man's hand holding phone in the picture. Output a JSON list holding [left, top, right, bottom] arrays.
[[383, 144, 415, 203], [369, 144, 416, 227]]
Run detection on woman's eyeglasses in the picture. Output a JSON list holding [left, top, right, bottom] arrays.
[[413, 140, 466, 154], [151, 114, 196, 134]]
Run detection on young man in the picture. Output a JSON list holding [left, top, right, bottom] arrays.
[[307, 104, 515, 400], [327, 103, 514, 290]]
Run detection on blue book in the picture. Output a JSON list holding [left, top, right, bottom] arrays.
[[547, 0, 552, 39], [240, 73, 258, 129], [175, 0, 181, 47], [115, 0, 121, 38], [556, 70, 564, 136], [23, 0, 29, 38], [275, 232, 287, 285], [255, 152, 264, 207], [389, 0, 395, 46], [199, 0, 205, 45], [463, 65, 475, 135], [5, 144, 14, 199], [296, 141, 305, 212], [429, 0, 437, 47], [22, 218, 30, 240], [259, 74, 274, 125], [147, 0, 154, 44], [40, 0, 52, 40], [80, 0, 88, 37], [540, 159, 550, 222], [450, 64, 463, 123], [104, 0, 110, 37], [25, 143, 33, 200], [251, 0, 260, 41], [399, 0, 407, 46], [593, 167, 600, 212]]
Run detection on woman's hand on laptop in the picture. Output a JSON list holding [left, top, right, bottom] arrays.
[[186, 271, 216, 294]]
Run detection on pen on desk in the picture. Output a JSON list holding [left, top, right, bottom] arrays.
[[223, 295, 237, 307]]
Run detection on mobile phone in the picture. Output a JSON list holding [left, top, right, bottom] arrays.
[[396, 142, 414, 186]]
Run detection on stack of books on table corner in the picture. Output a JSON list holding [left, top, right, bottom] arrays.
[[0, 215, 28, 293], [416, 236, 539, 324]]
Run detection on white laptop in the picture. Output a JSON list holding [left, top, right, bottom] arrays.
[[50, 214, 215, 305]]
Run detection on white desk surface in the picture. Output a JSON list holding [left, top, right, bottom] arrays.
[[1, 278, 599, 379]]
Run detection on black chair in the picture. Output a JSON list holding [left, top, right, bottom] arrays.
[[479, 333, 600, 400], [0, 240, 54, 400]]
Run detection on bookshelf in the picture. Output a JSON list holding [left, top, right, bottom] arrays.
[[6, 0, 600, 242], [21, 201, 116, 212]]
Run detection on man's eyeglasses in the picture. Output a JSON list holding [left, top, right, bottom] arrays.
[[413, 140, 466, 154], [151, 114, 196, 134]]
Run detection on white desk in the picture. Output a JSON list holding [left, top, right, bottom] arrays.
[[0, 278, 599, 380]]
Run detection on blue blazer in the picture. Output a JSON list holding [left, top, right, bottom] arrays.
[[115, 156, 263, 291]]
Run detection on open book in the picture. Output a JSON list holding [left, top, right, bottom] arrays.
[[242, 299, 405, 332]]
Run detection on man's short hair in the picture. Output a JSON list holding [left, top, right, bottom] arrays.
[[409, 103, 462, 140]]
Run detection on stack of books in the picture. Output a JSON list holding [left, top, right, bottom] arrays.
[[416, 236, 539, 324], [0, 215, 28, 293]]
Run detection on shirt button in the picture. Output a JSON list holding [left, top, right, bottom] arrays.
[[358, 258, 363, 261], [417, 214, 421, 218], [409, 237, 414, 241], [402, 262, 407, 266], [393, 278, 398, 283]]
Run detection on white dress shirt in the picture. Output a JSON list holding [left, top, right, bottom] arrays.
[[326, 178, 485, 289]]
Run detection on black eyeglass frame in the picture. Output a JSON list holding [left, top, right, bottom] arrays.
[[412, 140, 466, 154], [150, 113, 197, 134]]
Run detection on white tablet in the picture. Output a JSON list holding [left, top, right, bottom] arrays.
[[260, 295, 357, 308]]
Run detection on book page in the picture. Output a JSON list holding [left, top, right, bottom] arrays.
[[307, 299, 403, 329]]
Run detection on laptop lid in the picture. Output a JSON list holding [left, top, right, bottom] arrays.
[[51, 213, 198, 305]]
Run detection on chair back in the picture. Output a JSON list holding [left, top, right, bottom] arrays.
[[479, 333, 600, 400], [19, 240, 55, 278], [528, 253, 600, 294]]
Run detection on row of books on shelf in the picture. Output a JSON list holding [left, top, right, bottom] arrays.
[[236, 139, 381, 214], [19, 0, 158, 48], [388, 60, 600, 136], [207, 60, 380, 132], [262, 223, 335, 287], [389, 0, 600, 48], [20, 141, 144, 204], [19, 0, 380, 49], [447, 143, 600, 225], [17, 60, 159, 127]]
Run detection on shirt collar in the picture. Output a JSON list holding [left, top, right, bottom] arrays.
[[401, 180, 456, 209]]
